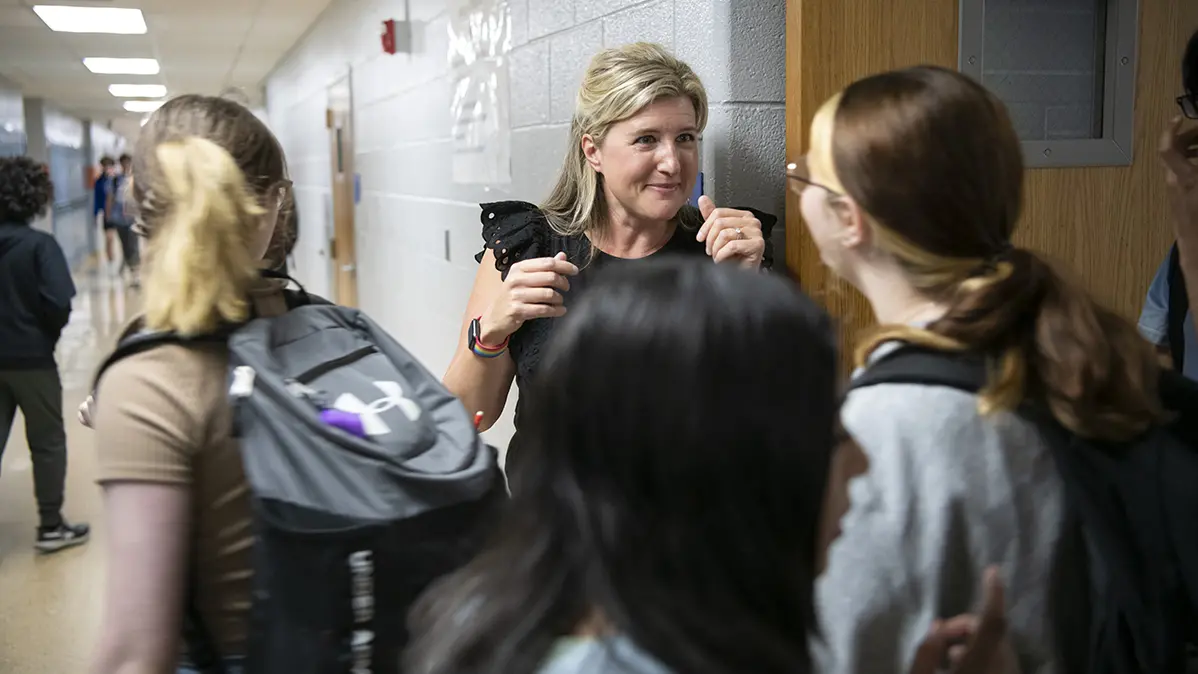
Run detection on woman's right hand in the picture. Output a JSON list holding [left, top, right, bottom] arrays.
[[478, 252, 579, 344]]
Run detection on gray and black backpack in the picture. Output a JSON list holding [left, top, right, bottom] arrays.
[[92, 277, 503, 673]]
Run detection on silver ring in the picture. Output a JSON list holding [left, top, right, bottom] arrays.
[[734, 228, 743, 238]]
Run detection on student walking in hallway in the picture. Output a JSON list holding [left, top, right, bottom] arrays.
[[0, 155, 89, 553]]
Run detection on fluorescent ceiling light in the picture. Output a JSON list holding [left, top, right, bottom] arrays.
[[83, 58, 160, 75], [124, 100, 164, 113], [109, 84, 167, 98], [33, 5, 147, 34]]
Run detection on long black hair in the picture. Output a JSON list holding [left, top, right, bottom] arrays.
[[405, 257, 839, 674]]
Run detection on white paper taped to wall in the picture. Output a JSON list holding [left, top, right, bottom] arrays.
[[448, 0, 512, 185]]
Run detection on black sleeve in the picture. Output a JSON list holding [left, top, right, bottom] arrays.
[[35, 235, 76, 338], [476, 201, 549, 279], [745, 208, 778, 271]]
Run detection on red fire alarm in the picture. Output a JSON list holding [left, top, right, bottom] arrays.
[[381, 19, 397, 55]]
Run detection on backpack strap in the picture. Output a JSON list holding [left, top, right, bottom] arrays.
[[91, 329, 228, 392], [91, 271, 319, 393], [855, 345, 1197, 670], [848, 346, 988, 395], [1167, 243, 1189, 373], [261, 268, 332, 309]]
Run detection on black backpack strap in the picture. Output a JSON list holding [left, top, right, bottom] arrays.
[[91, 329, 228, 393], [848, 346, 989, 395], [1168, 243, 1189, 373]]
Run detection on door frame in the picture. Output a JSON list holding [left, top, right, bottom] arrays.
[[326, 75, 359, 307]]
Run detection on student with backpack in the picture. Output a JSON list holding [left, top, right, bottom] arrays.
[[87, 95, 500, 674], [406, 258, 1015, 674], [1139, 28, 1198, 377], [795, 65, 1196, 674]]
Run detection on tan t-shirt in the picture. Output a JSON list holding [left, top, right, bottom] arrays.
[[94, 290, 289, 657]]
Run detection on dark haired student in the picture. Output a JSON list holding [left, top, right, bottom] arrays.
[[1142, 28, 1198, 377], [406, 258, 1016, 674], [0, 155, 88, 552]]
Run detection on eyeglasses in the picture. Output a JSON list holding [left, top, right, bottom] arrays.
[[786, 156, 842, 197], [1178, 93, 1198, 120], [131, 178, 294, 238]]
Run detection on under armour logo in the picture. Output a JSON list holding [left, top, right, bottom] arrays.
[[332, 381, 421, 436]]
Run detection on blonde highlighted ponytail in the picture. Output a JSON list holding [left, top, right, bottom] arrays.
[[141, 137, 264, 336], [855, 247, 1162, 442]]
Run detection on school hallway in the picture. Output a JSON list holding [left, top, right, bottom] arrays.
[[0, 270, 136, 673]]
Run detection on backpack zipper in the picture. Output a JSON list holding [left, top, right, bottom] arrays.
[[294, 345, 379, 384]]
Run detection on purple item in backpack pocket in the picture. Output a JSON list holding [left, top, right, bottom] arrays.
[[320, 408, 367, 438]]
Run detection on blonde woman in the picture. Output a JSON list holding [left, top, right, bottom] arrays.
[[88, 95, 295, 674], [443, 42, 774, 470]]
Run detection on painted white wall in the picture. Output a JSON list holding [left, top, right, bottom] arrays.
[[266, 0, 786, 449], [0, 78, 24, 156]]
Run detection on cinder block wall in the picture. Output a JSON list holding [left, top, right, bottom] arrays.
[[266, 0, 786, 448]]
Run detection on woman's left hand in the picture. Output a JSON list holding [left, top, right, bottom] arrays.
[[696, 196, 765, 269]]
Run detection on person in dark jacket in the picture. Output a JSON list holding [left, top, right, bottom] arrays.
[[0, 155, 89, 553]]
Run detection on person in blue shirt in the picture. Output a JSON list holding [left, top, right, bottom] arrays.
[[94, 155, 119, 272], [1139, 28, 1198, 376]]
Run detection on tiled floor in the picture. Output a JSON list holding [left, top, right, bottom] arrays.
[[0, 269, 138, 673]]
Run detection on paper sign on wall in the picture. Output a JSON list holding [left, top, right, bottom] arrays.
[[448, 0, 512, 185]]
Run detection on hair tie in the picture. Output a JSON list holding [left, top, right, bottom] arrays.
[[970, 243, 1015, 278]]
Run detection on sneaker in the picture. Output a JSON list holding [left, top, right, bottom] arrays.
[[36, 521, 90, 553]]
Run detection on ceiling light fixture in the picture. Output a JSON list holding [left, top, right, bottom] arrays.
[[124, 100, 164, 113], [109, 84, 167, 98], [33, 5, 147, 34], [83, 58, 160, 75]]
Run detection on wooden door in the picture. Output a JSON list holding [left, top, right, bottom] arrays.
[[327, 77, 358, 307], [785, 0, 1198, 366]]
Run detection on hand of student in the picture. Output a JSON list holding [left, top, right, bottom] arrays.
[[1160, 116, 1198, 244], [480, 252, 578, 343], [696, 196, 765, 269], [909, 568, 1019, 674]]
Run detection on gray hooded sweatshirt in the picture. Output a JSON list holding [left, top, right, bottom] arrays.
[[814, 344, 1063, 674]]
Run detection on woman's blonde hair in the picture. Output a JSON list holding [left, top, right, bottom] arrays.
[[814, 66, 1161, 442], [133, 94, 291, 336], [541, 42, 708, 240]]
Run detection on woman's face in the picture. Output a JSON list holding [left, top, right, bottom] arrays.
[[797, 151, 854, 278], [817, 425, 868, 573], [584, 96, 700, 225]]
